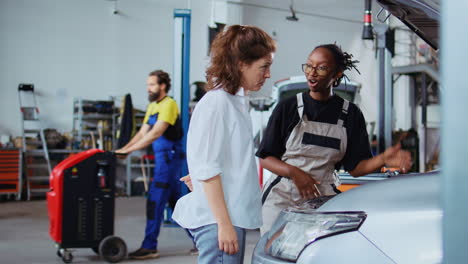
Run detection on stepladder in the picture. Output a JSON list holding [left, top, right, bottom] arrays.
[[18, 83, 52, 199]]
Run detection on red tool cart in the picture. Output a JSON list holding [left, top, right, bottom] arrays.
[[47, 149, 126, 263], [0, 149, 22, 200]]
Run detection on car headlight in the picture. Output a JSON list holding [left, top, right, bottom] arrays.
[[265, 209, 367, 262]]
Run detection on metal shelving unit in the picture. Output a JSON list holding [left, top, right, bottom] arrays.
[[114, 111, 149, 196], [72, 98, 116, 151]]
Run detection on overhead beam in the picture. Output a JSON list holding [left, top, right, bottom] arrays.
[[392, 64, 439, 82]]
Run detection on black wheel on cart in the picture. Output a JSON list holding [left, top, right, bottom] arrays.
[[98, 236, 127, 263], [92, 246, 100, 255], [62, 251, 73, 263], [57, 249, 62, 258]]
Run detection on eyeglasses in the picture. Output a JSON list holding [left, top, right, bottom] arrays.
[[301, 64, 330, 75]]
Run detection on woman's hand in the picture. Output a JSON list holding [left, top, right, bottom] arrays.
[[202, 175, 237, 255], [383, 143, 413, 173], [260, 157, 321, 199], [180, 175, 193, 191], [218, 223, 239, 255], [288, 166, 321, 199]]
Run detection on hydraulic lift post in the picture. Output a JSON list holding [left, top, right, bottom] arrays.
[[374, 23, 393, 153]]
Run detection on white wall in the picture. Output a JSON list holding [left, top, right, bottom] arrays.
[[237, 3, 379, 128], [0, 0, 238, 137]]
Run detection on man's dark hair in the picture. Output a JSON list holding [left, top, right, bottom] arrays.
[[149, 70, 171, 93]]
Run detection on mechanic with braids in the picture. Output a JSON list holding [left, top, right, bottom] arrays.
[[257, 44, 412, 234]]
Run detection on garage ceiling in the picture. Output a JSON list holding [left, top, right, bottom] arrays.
[[234, 0, 372, 24]]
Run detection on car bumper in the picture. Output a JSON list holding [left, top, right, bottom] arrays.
[[252, 230, 395, 264]]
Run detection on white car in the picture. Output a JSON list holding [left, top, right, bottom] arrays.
[[271, 75, 361, 108], [252, 172, 442, 263]]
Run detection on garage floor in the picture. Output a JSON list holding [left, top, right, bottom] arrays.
[[0, 196, 260, 264]]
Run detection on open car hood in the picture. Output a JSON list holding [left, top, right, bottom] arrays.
[[377, 0, 440, 50]]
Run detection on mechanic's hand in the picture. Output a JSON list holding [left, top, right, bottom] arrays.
[[180, 175, 193, 191], [218, 223, 238, 255], [114, 149, 128, 159], [289, 166, 321, 199], [383, 143, 413, 173]]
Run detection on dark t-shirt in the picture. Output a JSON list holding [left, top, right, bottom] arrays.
[[256, 92, 373, 172]]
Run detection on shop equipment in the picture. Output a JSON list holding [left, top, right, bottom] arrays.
[[0, 149, 22, 200], [47, 149, 126, 263], [18, 83, 52, 199]]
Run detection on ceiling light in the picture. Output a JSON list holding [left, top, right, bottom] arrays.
[[286, 0, 299, 21]]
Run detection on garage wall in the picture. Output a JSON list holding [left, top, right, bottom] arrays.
[[0, 0, 242, 137], [237, 3, 379, 134]]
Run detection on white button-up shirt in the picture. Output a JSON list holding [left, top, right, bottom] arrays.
[[172, 87, 262, 229]]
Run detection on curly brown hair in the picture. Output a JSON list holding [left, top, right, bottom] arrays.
[[206, 25, 276, 94]]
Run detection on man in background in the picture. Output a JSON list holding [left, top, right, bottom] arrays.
[[117, 70, 192, 259]]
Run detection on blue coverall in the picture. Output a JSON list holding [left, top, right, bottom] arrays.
[[141, 113, 186, 250]]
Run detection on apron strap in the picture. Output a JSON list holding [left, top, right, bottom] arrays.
[[262, 176, 283, 205], [296, 93, 304, 118], [337, 99, 349, 126]]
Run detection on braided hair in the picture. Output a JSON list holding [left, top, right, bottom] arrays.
[[314, 44, 360, 87]]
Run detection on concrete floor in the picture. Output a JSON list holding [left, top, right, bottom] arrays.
[[0, 196, 260, 264]]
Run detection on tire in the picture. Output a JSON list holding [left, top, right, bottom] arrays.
[[92, 246, 99, 255], [62, 251, 73, 263], [98, 236, 127, 263]]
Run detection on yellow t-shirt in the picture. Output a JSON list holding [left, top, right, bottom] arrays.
[[143, 96, 179, 126]]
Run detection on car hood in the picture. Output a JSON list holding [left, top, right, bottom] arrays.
[[320, 173, 440, 212], [318, 173, 442, 263], [377, 0, 440, 50]]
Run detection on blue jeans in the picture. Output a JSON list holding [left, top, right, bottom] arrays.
[[189, 224, 246, 264]]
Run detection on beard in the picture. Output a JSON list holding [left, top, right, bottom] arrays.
[[148, 91, 160, 102]]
